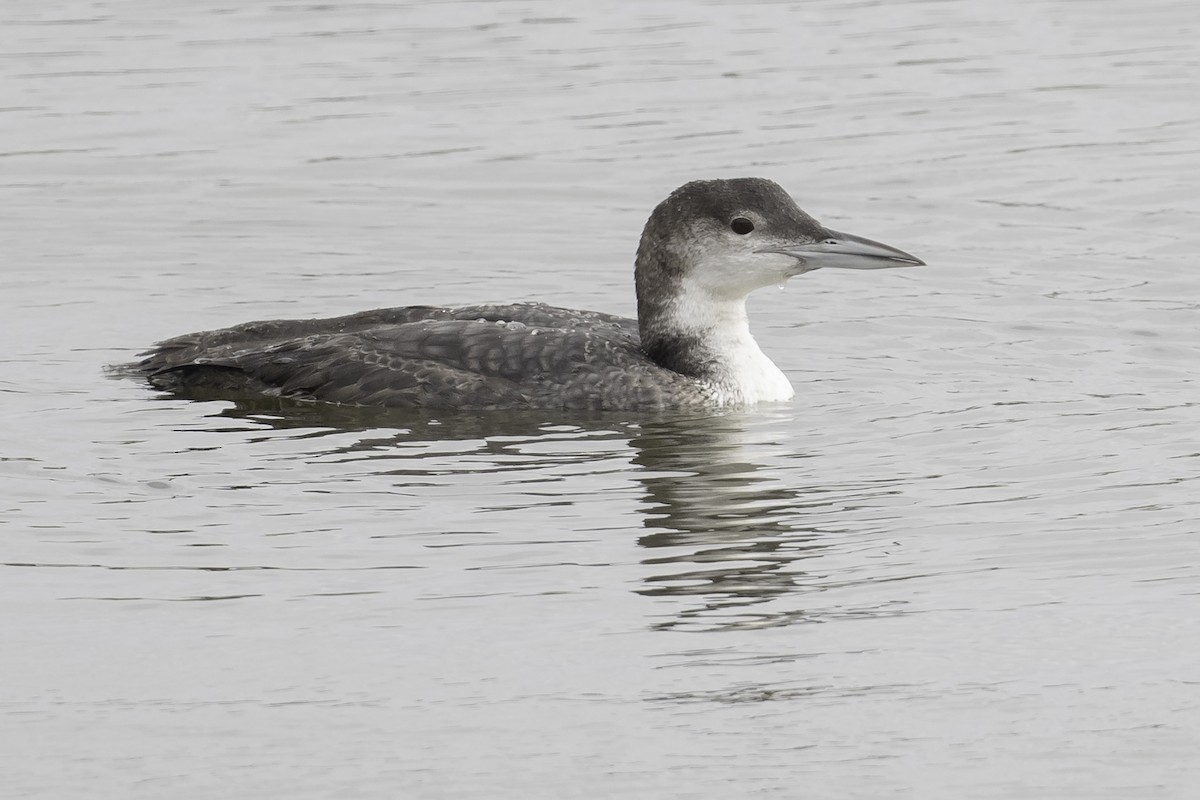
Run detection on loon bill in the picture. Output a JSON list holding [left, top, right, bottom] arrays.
[[124, 178, 923, 411]]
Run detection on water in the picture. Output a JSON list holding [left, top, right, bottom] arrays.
[[3, 0, 1199, 797]]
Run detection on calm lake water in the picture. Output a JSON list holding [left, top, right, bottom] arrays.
[[3, 0, 1199, 797]]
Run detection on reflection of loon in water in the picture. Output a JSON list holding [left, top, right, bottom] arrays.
[[128, 178, 923, 411]]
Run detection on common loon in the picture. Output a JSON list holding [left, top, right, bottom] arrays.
[[128, 178, 923, 411]]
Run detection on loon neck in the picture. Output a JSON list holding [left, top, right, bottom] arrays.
[[634, 208, 796, 405], [638, 283, 795, 404]]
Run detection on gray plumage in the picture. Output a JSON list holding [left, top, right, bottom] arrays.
[[125, 178, 923, 411], [137, 303, 708, 410]]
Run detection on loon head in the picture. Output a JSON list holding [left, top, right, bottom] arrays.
[[635, 177, 923, 309], [634, 177, 923, 395]]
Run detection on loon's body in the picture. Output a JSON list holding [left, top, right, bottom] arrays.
[[128, 178, 922, 411]]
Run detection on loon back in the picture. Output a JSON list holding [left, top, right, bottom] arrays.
[[135, 302, 709, 411]]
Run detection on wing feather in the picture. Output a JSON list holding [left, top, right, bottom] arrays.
[[135, 304, 698, 410]]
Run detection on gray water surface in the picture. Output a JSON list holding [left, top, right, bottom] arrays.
[[3, 1, 1199, 798]]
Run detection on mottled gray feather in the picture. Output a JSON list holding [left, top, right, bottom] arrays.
[[134, 302, 710, 411]]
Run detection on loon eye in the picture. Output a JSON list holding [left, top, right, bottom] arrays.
[[730, 217, 754, 235]]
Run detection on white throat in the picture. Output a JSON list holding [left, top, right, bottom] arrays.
[[665, 283, 795, 405]]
